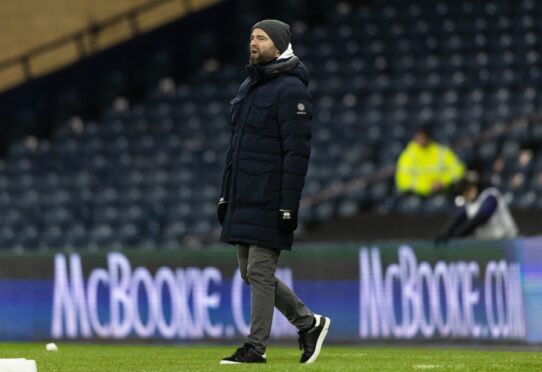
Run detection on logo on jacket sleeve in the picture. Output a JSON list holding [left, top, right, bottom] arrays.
[[296, 102, 307, 115]]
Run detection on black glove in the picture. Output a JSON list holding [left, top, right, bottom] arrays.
[[217, 198, 228, 226], [278, 209, 298, 234]]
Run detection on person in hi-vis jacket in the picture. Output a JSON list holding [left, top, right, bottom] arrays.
[[396, 124, 465, 196]]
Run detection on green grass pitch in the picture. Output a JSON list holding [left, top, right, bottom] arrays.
[[0, 343, 540, 371]]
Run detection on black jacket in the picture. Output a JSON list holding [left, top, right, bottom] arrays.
[[219, 56, 312, 250]]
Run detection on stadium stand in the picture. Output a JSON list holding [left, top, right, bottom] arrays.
[[0, 0, 219, 92], [0, 0, 542, 250]]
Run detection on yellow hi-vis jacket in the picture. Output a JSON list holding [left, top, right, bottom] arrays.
[[395, 141, 465, 196]]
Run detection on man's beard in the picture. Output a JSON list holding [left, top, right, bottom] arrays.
[[250, 48, 277, 65]]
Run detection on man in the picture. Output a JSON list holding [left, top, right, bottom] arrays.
[[395, 124, 465, 196], [435, 171, 518, 244], [217, 20, 330, 364]]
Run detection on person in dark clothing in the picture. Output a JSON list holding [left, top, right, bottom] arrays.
[[435, 171, 518, 245], [218, 19, 330, 365]]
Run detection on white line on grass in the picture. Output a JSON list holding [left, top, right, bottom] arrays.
[[413, 364, 439, 369]]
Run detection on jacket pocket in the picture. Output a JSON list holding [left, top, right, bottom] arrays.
[[247, 97, 273, 128], [236, 160, 275, 205]]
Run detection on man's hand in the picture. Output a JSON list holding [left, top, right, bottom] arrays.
[[217, 198, 228, 226], [278, 209, 298, 234]]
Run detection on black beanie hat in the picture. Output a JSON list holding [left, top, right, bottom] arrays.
[[251, 19, 291, 54]]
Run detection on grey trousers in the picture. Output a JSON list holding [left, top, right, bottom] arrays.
[[236, 244, 314, 354]]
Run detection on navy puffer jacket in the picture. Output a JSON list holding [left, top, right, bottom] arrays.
[[219, 56, 312, 251]]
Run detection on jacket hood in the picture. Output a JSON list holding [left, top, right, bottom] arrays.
[[289, 59, 310, 86]]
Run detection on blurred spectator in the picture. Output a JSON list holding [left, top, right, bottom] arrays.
[[435, 171, 518, 244], [395, 124, 465, 196]]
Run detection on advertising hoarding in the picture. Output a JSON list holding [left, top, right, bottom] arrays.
[[0, 237, 540, 343]]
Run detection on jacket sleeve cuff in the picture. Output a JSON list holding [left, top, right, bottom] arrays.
[[280, 195, 300, 213]]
